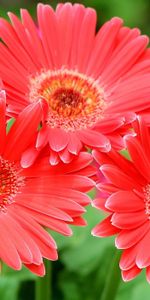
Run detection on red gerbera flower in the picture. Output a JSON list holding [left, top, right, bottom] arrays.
[[0, 90, 95, 276], [0, 3, 149, 164], [92, 117, 150, 282]]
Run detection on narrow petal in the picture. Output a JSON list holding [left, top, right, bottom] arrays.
[[136, 230, 150, 268], [2, 214, 33, 264], [0, 18, 37, 72], [70, 216, 87, 226], [107, 74, 150, 114], [105, 191, 144, 212], [8, 12, 42, 69], [56, 3, 74, 66], [101, 35, 148, 85], [8, 210, 43, 265], [21, 9, 48, 67], [32, 211, 72, 236], [77, 129, 111, 151], [115, 221, 149, 249], [37, 4, 53, 68], [92, 215, 120, 237], [23, 175, 94, 192], [49, 150, 59, 165], [0, 215, 21, 270], [76, 7, 96, 72], [92, 197, 109, 212], [17, 198, 73, 222], [100, 164, 140, 190], [67, 132, 82, 155], [21, 146, 39, 168], [122, 265, 141, 282], [25, 263, 45, 277], [69, 4, 85, 68], [111, 211, 146, 229], [59, 148, 73, 164], [0, 90, 6, 153], [146, 266, 150, 283], [86, 17, 122, 77], [120, 246, 137, 270], [49, 128, 69, 152], [4, 101, 42, 161], [36, 125, 49, 149], [124, 134, 150, 181]]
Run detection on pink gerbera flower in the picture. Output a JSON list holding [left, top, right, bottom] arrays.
[[92, 117, 150, 282], [0, 89, 95, 276], [0, 3, 150, 164]]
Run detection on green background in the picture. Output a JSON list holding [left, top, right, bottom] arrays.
[[0, 0, 150, 299]]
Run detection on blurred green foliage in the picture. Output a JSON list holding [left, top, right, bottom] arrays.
[[1, 1, 150, 299]]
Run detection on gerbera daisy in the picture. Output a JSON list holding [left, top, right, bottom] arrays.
[[92, 117, 150, 282], [0, 3, 150, 164], [0, 90, 95, 276]]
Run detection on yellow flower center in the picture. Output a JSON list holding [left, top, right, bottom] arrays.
[[0, 158, 24, 212], [28, 69, 106, 131]]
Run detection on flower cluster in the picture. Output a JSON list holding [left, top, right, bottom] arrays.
[[0, 1, 150, 282]]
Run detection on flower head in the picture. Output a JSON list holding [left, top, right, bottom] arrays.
[[92, 117, 150, 282], [0, 3, 150, 164], [0, 89, 95, 276]]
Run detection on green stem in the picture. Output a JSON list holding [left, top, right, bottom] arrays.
[[100, 250, 121, 300], [35, 260, 52, 300]]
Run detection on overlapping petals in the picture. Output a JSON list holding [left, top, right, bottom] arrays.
[[0, 92, 95, 276], [92, 117, 150, 282], [0, 3, 150, 163]]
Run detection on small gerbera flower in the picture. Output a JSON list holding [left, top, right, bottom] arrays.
[[92, 117, 150, 282], [0, 3, 150, 164], [0, 90, 95, 276]]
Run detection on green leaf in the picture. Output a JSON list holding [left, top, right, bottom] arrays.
[[6, 118, 15, 133]]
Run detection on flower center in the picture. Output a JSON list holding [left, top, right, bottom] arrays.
[[28, 69, 106, 131], [0, 157, 24, 213], [143, 184, 150, 218]]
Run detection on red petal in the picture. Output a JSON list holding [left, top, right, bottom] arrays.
[[105, 191, 144, 212], [120, 246, 137, 270], [122, 265, 141, 282], [136, 229, 150, 268], [125, 134, 150, 181], [25, 263, 45, 277], [100, 164, 140, 190], [0, 90, 6, 153], [111, 211, 146, 229], [92, 215, 120, 237], [115, 221, 149, 249], [49, 128, 69, 152], [77, 129, 111, 151], [4, 101, 42, 161]]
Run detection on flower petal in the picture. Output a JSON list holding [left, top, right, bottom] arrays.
[[122, 265, 141, 282], [4, 101, 42, 161], [115, 221, 149, 249], [77, 129, 111, 151], [92, 215, 120, 237], [105, 191, 144, 212]]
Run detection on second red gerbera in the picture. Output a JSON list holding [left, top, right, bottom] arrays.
[[0, 89, 95, 276], [92, 117, 150, 282]]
